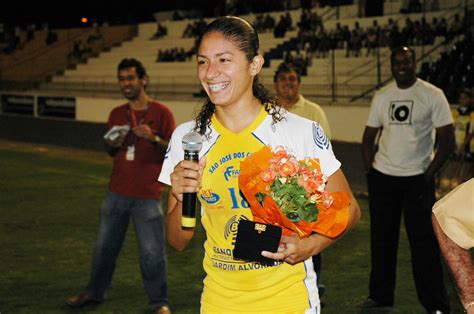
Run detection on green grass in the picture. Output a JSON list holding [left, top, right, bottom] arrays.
[[0, 140, 463, 313]]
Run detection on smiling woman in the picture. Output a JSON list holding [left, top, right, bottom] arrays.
[[157, 15, 361, 314], [194, 16, 280, 136]]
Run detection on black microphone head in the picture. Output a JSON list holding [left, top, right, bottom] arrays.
[[182, 131, 203, 152]]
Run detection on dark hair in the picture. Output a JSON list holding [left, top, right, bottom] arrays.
[[194, 16, 281, 136], [460, 87, 474, 98], [390, 46, 416, 64], [117, 58, 147, 79], [273, 62, 301, 83]]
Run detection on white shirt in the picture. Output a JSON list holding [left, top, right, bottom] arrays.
[[159, 108, 340, 185], [366, 79, 453, 176]]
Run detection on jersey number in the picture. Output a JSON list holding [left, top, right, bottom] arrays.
[[228, 188, 249, 209]]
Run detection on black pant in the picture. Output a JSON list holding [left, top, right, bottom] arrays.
[[312, 253, 322, 284], [367, 169, 449, 312]]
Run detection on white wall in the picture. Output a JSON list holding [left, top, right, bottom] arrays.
[[75, 96, 370, 143], [324, 105, 370, 143]]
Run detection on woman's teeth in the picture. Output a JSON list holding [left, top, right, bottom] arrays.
[[209, 82, 229, 91]]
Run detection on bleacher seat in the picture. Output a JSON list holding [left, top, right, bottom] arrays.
[[36, 0, 468, 103]]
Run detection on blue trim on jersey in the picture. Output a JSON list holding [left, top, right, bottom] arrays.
[[312, 123, 330, 150], [251, 132, 267, 145], [202, 134, 220, 157]]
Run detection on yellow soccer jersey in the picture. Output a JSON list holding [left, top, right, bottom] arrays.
[[159, 106, 340, 313], [452, 109, 474, 153]]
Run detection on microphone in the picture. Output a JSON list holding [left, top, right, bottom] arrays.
[[181, 131, 203, 228]]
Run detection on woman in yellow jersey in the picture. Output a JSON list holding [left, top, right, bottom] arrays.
[[158, 16, 361, 313]]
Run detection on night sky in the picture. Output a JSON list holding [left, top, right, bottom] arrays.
[[1, 1, 222, 28]]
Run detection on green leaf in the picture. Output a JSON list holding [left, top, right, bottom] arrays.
[[255, 192, 266, 206], [286, 211, 301, 222]]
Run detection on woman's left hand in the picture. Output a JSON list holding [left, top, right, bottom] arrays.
[[261, 233, 316, 265]]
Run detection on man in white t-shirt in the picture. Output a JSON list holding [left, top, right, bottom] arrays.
[[361, 46, 455, 313]]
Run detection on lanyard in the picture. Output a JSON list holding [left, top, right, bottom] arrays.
[[127, 103, 150, 144], [128, 104, 149, 127]]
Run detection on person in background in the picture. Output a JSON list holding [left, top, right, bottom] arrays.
[[45, 27, 58, 45], [453, 87, 474, 160], [432, 178, 474, 314], [437, 87, 474, 197], [273, 62, 331, 138], [274, 61, 332, 302], [65, 58, 175, 314], [361, 46, 454, 313], [159, 16, 360, 313]]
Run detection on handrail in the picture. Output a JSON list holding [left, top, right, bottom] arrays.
[[320, 6, 337, 21]]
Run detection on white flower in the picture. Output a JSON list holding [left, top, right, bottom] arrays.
[[317, 184, 325, 193]]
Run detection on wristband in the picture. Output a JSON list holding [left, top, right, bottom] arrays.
[[153, 135, 161, 143]]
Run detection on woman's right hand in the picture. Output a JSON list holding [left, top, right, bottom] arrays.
[[170, 158, 206, 202]]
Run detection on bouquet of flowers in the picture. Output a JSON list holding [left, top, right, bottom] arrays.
[[238, 145, 350, 238]]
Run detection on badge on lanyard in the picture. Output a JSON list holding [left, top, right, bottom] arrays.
[[126, 145, 135, 161]]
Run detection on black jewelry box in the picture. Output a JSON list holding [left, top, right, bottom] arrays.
[[233, 220, 282, 266]]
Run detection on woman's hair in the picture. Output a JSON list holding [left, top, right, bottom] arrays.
[[194, 16, 281, 136]]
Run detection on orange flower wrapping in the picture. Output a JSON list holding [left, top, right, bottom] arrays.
[[238, 146, 350, 238]]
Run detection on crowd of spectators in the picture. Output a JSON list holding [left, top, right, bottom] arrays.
[[253, 12, 295, 38], [156, 47, 193, 62], [69, 39, 92, 60], [152, 18, 205, 62], [154, 6, 469, 77], [1, 24, 22, 54], [299, 13, 463, 61], [216, 0, 292, 17], [1, 22, 59, 54], [252, 7, 468, 81], [281, 10, 468, 77], [182, 18, 207, 38], [45, 27, 58, 45], [150, 23, 168, 40], [400, 0, 423, 14], [419, 33, 473, 102]]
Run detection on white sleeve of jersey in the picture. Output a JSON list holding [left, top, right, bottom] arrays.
[[305, 120, 341, 178], [270, 113, 342, 178], [312, 124, 341, 177], [158, 122, 194, 185]]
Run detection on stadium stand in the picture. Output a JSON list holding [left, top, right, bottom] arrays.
[[29, 1, 467, 104], [419, 33, 474, 102], [0, 25, 137, 90], [0, 0, 471, 105]]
